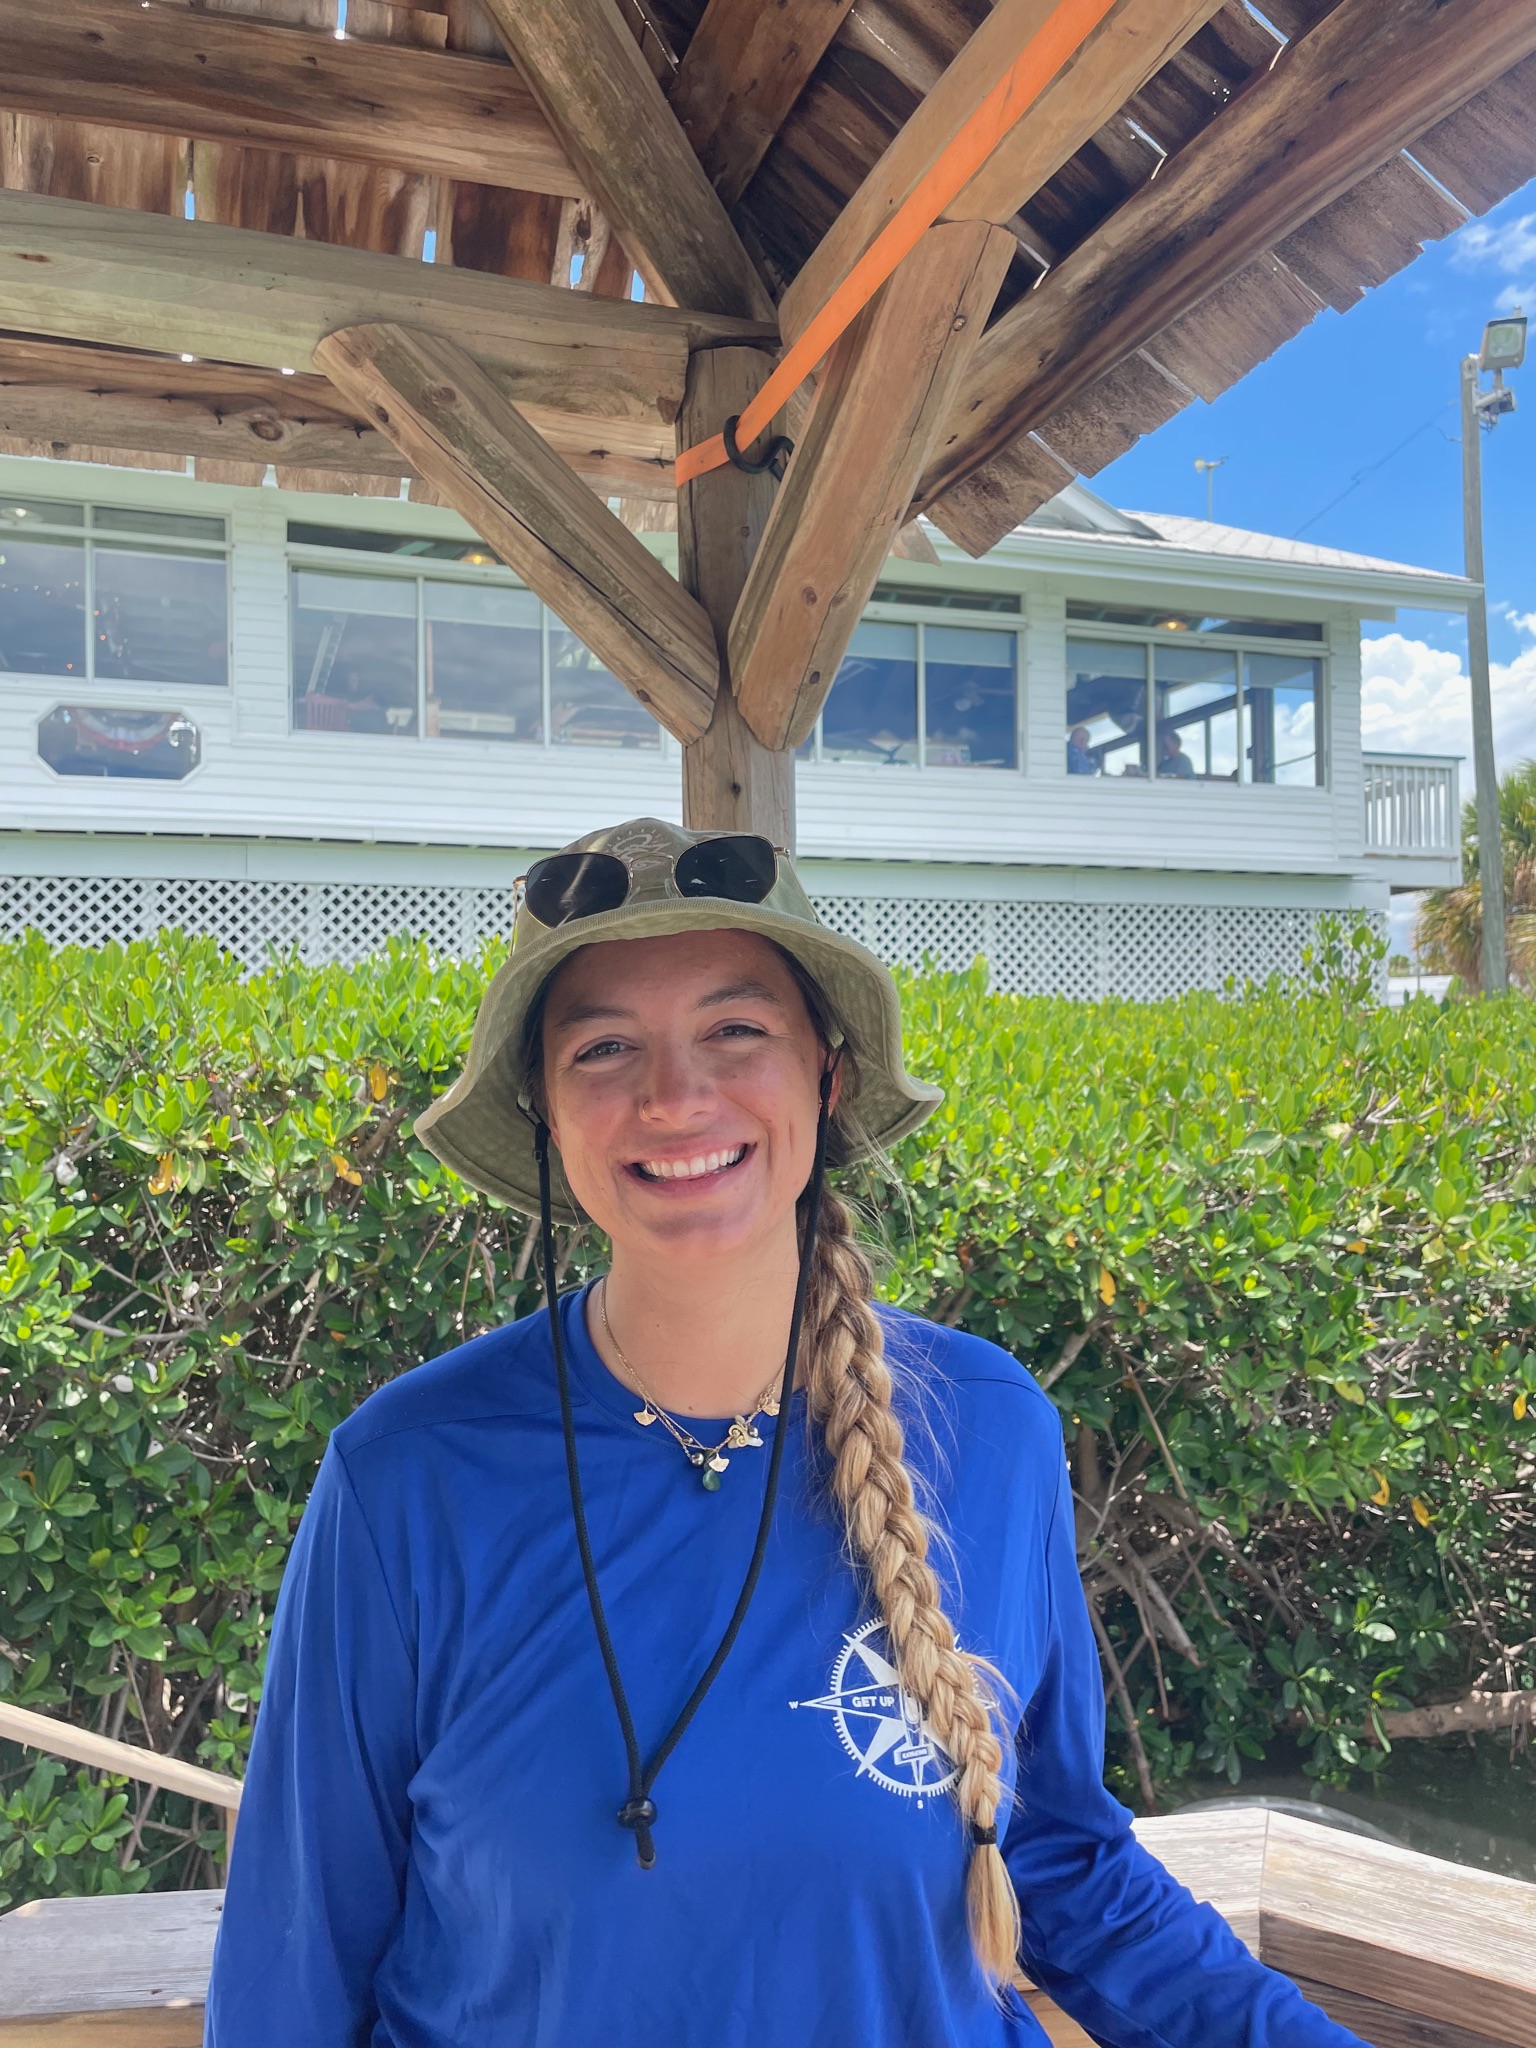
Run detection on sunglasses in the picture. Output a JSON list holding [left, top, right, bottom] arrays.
[[518, 834, 782, 929]]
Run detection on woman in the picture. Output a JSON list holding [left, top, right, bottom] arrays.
[[207, 816, 1364, 2047]]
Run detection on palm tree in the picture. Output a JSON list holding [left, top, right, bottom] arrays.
[[1417, 759, 1536, 991]]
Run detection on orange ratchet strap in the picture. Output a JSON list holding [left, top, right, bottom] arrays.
[[674, 0, 1122, 488]]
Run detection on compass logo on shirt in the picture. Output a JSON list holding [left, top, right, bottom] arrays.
[[790, 1619, 959, 1806]]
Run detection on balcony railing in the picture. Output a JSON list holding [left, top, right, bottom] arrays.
[[1363, 752, 1461, 856]]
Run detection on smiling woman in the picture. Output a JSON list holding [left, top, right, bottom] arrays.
[[203, 817, 1370, 2048]]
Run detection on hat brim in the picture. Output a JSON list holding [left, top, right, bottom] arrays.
[[414, 898, 942, 1223]]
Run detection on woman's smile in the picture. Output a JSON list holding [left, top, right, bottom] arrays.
[[631, 1142, 752, 1184]]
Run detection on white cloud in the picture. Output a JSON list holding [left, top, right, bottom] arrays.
[[1450, 211, 1536, 309], [1360, 629, 1536, 773]]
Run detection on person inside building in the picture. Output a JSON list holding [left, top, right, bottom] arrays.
[[1157, 728, 1198, 778], [204, 817, 1368, 2048], [1067, 723, 1098, 774]]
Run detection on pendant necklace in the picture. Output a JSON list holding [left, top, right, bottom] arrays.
[[598, 1280, 781, 1492]]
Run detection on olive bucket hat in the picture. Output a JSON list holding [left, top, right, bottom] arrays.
[[415, 815, 942, 1221]]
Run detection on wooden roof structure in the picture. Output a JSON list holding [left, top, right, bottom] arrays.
[[2, 0, 1535, 841]]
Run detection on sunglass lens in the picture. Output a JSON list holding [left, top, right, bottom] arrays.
[[674, 834, 777, 905], [523, 851, 630, 926]]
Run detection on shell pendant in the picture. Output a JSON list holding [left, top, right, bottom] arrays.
[[634, 1407, 658, 1426]]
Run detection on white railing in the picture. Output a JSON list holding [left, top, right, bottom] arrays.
[[1363, 753, 1461, 855]]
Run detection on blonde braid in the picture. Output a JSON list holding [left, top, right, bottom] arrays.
[[801, 1188, 1021, 1986]]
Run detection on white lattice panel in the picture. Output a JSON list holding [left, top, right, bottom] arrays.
[[1, 873, 1385, 999]]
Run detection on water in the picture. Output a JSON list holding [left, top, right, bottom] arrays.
[[1166, 1738, 1536, 1883]]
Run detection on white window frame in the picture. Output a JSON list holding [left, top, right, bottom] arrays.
[[284, 538, 677, 757], [799, 597, 1024, 772], [1063, 618, 1330, 789], [0, 499, 232, 692]]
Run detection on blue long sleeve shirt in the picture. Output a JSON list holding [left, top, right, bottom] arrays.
[[206, 1286, 1364, 2047]]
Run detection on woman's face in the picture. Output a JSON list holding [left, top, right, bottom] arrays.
[[541, 929, 835, 1266]]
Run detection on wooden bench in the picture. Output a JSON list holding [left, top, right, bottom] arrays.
[[3, 1805, 1533, 2044]]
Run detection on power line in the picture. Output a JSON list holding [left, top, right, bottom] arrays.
[[1290, 403, 1457, 539]]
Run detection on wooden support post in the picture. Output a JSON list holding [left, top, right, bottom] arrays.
[[677, 349, 793, 847], [730, 219, 1014, 753], [315, 323, 718, 743]]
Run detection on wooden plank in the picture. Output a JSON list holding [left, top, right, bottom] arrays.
[[676, 346, 794, 843], [1144, 252, 1325, 404], [1289, 1974, 1518, 2048], [731, 219, 1014, 751], [0, 190, 772, 422], [669, 0, 858, 209], [1275, 153, 1465, 314], [0, 114, 184, 216], [1410, 53, 1536, 214], [1032, 349, 1190, 479], [1259, 1813, 1536, 2048], [0, 0, 582, 198], [0, 1890, 218, 2038], [0, 337, 677, 498], [1132, 1807, 1268, 1954], [473, 0, 774, 320], [778, 0, 1222, 350], [314, 323, 718, 742], [0, 1702, 241, 1814], [916, 0, 1536, 553]]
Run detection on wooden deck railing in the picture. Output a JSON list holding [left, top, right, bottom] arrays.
[[1, 1784, 1533, 2045]]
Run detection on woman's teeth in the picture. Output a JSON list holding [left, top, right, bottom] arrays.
[[639, 1145, 746, 1181]]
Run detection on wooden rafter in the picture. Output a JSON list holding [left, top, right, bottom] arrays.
[[0, 190, 772, 420], [916, 0, 1536, 553], [668, 0, 858, 210], [777, 0, 1224, 349], [730, 219, 1015, 752], [0, 336, 677, 500], [474, 0, 775, 321], [314, 323, 718, 743], [0, 0, 583, 198]]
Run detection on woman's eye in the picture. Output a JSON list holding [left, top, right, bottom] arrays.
[[574, 1038, 630, 1063], [712, 1021, 767, 1041]]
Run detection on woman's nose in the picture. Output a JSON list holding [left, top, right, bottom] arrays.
[[636, 1046, 715, 1125]]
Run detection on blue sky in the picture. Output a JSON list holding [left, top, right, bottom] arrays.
[[1095, 175, 1536, 779]]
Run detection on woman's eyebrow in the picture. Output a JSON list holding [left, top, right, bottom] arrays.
[[698, 980, 784, 1009], [550, 1000, 634, 1030]]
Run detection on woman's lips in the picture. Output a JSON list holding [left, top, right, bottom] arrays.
[[631, 1143, 750, 1183]]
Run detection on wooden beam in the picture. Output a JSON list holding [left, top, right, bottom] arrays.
[[778, 0, 1223, 350], [916, 0, 1536, 551], [314, 324, 718, 742], [0, 0, 583, 198], [0, 336, 677, 499], [669, 0, 857, 210], [677, 348, 794, 844], [730, 219, 1014, 752], [0, 1700, 241, 1816], [0, 190, 772, 424], [474, 0, 774, 321]]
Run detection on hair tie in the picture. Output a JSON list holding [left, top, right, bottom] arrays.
[[970, 1822, 998, 1848]]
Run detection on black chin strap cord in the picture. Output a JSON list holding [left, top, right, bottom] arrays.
[[535, 1067, 833, 1870]]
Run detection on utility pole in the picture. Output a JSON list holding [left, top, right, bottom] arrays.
[[1461, 309, 1525, 994]]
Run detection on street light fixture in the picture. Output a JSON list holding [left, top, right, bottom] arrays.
[[1461, 307, 1523, 994]]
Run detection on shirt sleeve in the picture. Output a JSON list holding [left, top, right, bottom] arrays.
[[204, 1440, 417, 2047], [1004, 1451, 1366, 2048]]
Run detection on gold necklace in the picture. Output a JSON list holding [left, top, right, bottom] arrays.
[[597, 1281, 781, 1493]]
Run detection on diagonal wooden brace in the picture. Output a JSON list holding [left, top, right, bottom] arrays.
[[314, 323, 719, 746], [727, 219, 1015, 754]]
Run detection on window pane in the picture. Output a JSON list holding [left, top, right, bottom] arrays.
[[291, 569, 418, 734], [872, 582, 1020, 614], [925, 626, 1016, 767], [38, 705, 200, 780], [289, 522, 502, 564], [95, 549, 228, 688], [424, 583, 542, 743], [0, 538, 86, 677], [1067, 602, 1322, 640], [1066, 638, 1146, 778], [0, 498, 84, 530], [1244, 652, 1321, 785], [550, 627, 659, 748], [822, 622, 917, 764], [1154, 645, 1237, 781], [94, 506, 226, 543]]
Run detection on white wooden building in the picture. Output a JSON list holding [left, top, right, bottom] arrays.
[[0, 454, 1467, 998]]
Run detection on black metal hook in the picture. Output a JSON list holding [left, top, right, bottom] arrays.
[[722, 413, 795, 481]]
